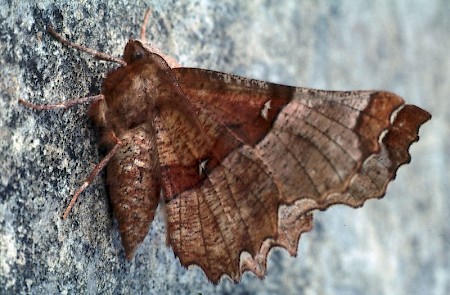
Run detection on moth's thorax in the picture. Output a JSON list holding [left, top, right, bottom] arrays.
[[89, 40, 176, 141]]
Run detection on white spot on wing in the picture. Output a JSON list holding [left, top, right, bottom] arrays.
[[261, 99, 272, 120], [199, 159, 209, 175]]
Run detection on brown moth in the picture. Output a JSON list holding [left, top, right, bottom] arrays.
[[19, 10, 431, 283]]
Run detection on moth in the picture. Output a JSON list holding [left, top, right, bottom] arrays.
[[20, 10, 431, 283]]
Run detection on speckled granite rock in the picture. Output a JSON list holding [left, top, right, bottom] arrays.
[[1, 1, 448, 294]]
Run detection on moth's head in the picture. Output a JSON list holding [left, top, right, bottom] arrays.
[[123, 40, 151, 64]]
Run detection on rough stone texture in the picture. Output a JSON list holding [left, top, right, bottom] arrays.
[[0, 1, 447, 294]]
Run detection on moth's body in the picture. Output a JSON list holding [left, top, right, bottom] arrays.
[[20, 13, 430, 283], [89, 41, 173, 258]]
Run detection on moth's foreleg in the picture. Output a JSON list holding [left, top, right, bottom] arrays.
[[18, 94, 104, 110]]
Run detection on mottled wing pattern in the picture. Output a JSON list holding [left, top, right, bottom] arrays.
[[155, 68, 430, 282]]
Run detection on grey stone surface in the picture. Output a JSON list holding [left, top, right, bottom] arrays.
[[0, 0, 448, 294]]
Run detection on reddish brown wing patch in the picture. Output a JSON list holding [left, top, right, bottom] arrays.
[[160, 68, 430, 282]]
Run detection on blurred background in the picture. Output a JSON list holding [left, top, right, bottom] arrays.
[[1, 1, 448, 294]]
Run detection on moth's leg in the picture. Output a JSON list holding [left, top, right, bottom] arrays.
[[62, 135, 122, 219], [139, 9, 181, 68], [18, 94, 104, 110], [47, 27, 127, 66]]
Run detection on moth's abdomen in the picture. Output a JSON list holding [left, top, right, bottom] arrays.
[[106, 126, 160, 259]]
